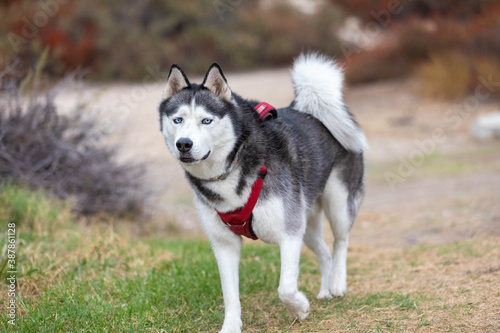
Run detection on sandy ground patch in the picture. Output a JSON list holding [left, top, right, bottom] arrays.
[[56, 70, 500, 249]]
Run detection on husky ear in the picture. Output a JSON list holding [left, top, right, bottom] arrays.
[[202, 63, 232, 102], [162, 64, 190, 101]]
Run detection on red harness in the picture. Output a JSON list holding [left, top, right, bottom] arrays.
[[215, 102, 277, 240], [216, 166, 267, 240], [254, 102, 278, 120]]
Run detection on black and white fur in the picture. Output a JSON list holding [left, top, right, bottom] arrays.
[[159, 53, 365, 333]]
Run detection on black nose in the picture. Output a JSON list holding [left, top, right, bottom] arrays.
[[176, 138, 193, 153]]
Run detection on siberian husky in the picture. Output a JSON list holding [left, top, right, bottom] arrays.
[[159, 53, 366, 332]]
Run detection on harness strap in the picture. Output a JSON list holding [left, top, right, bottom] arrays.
[[215, 101, 276, 239], [254, 102, 278, 121], [217, 166, 267, 240]]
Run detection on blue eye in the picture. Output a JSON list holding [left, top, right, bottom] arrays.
[[202, 118, 212, 125], [173, 117, 182, 124]]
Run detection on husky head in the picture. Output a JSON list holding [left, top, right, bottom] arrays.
[[159, 63, 239, 179]]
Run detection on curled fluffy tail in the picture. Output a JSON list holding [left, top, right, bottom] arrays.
[[291, 53, 367, 153]]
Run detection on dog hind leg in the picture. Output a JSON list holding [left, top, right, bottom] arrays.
[[320, 171, 353, 297], [303, 202, 333, 299]]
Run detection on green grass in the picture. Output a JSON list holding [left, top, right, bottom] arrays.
[[1, 184, 499, 332], [0, 183, 71, 230], [14, 240, 224, 332], [2, 236, 425, 332]]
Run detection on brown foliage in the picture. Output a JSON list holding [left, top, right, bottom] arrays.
[[342, 2, 500, 96], [416, 53, 500, 99], [0, 0, 342, 80], [333, 0, 499, 22]]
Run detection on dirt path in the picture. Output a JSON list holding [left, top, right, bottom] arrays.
[[58, 70, 500, 248]]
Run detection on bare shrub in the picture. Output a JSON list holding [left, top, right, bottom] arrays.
[[0, 62, 147, 216]]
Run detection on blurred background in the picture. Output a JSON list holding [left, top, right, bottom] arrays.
[[1, 0, 499, 239], [1, 0, 500, 330], [2, 0, 500, 86]]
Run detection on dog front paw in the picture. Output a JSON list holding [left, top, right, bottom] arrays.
[[219, 318, 242, 333], [279, 290, 310, 320]]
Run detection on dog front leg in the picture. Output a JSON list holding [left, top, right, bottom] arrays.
[[196, 199, 243, 332], [278, 236, 310, 320], [211, 234, 243, 333]]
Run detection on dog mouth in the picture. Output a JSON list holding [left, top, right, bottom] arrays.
[[201, 151, 211, 160], [180, 157, 196, 164], [180, 151, 211, 164]]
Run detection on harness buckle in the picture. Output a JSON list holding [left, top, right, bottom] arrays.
[[226, 220, 246, 227]]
